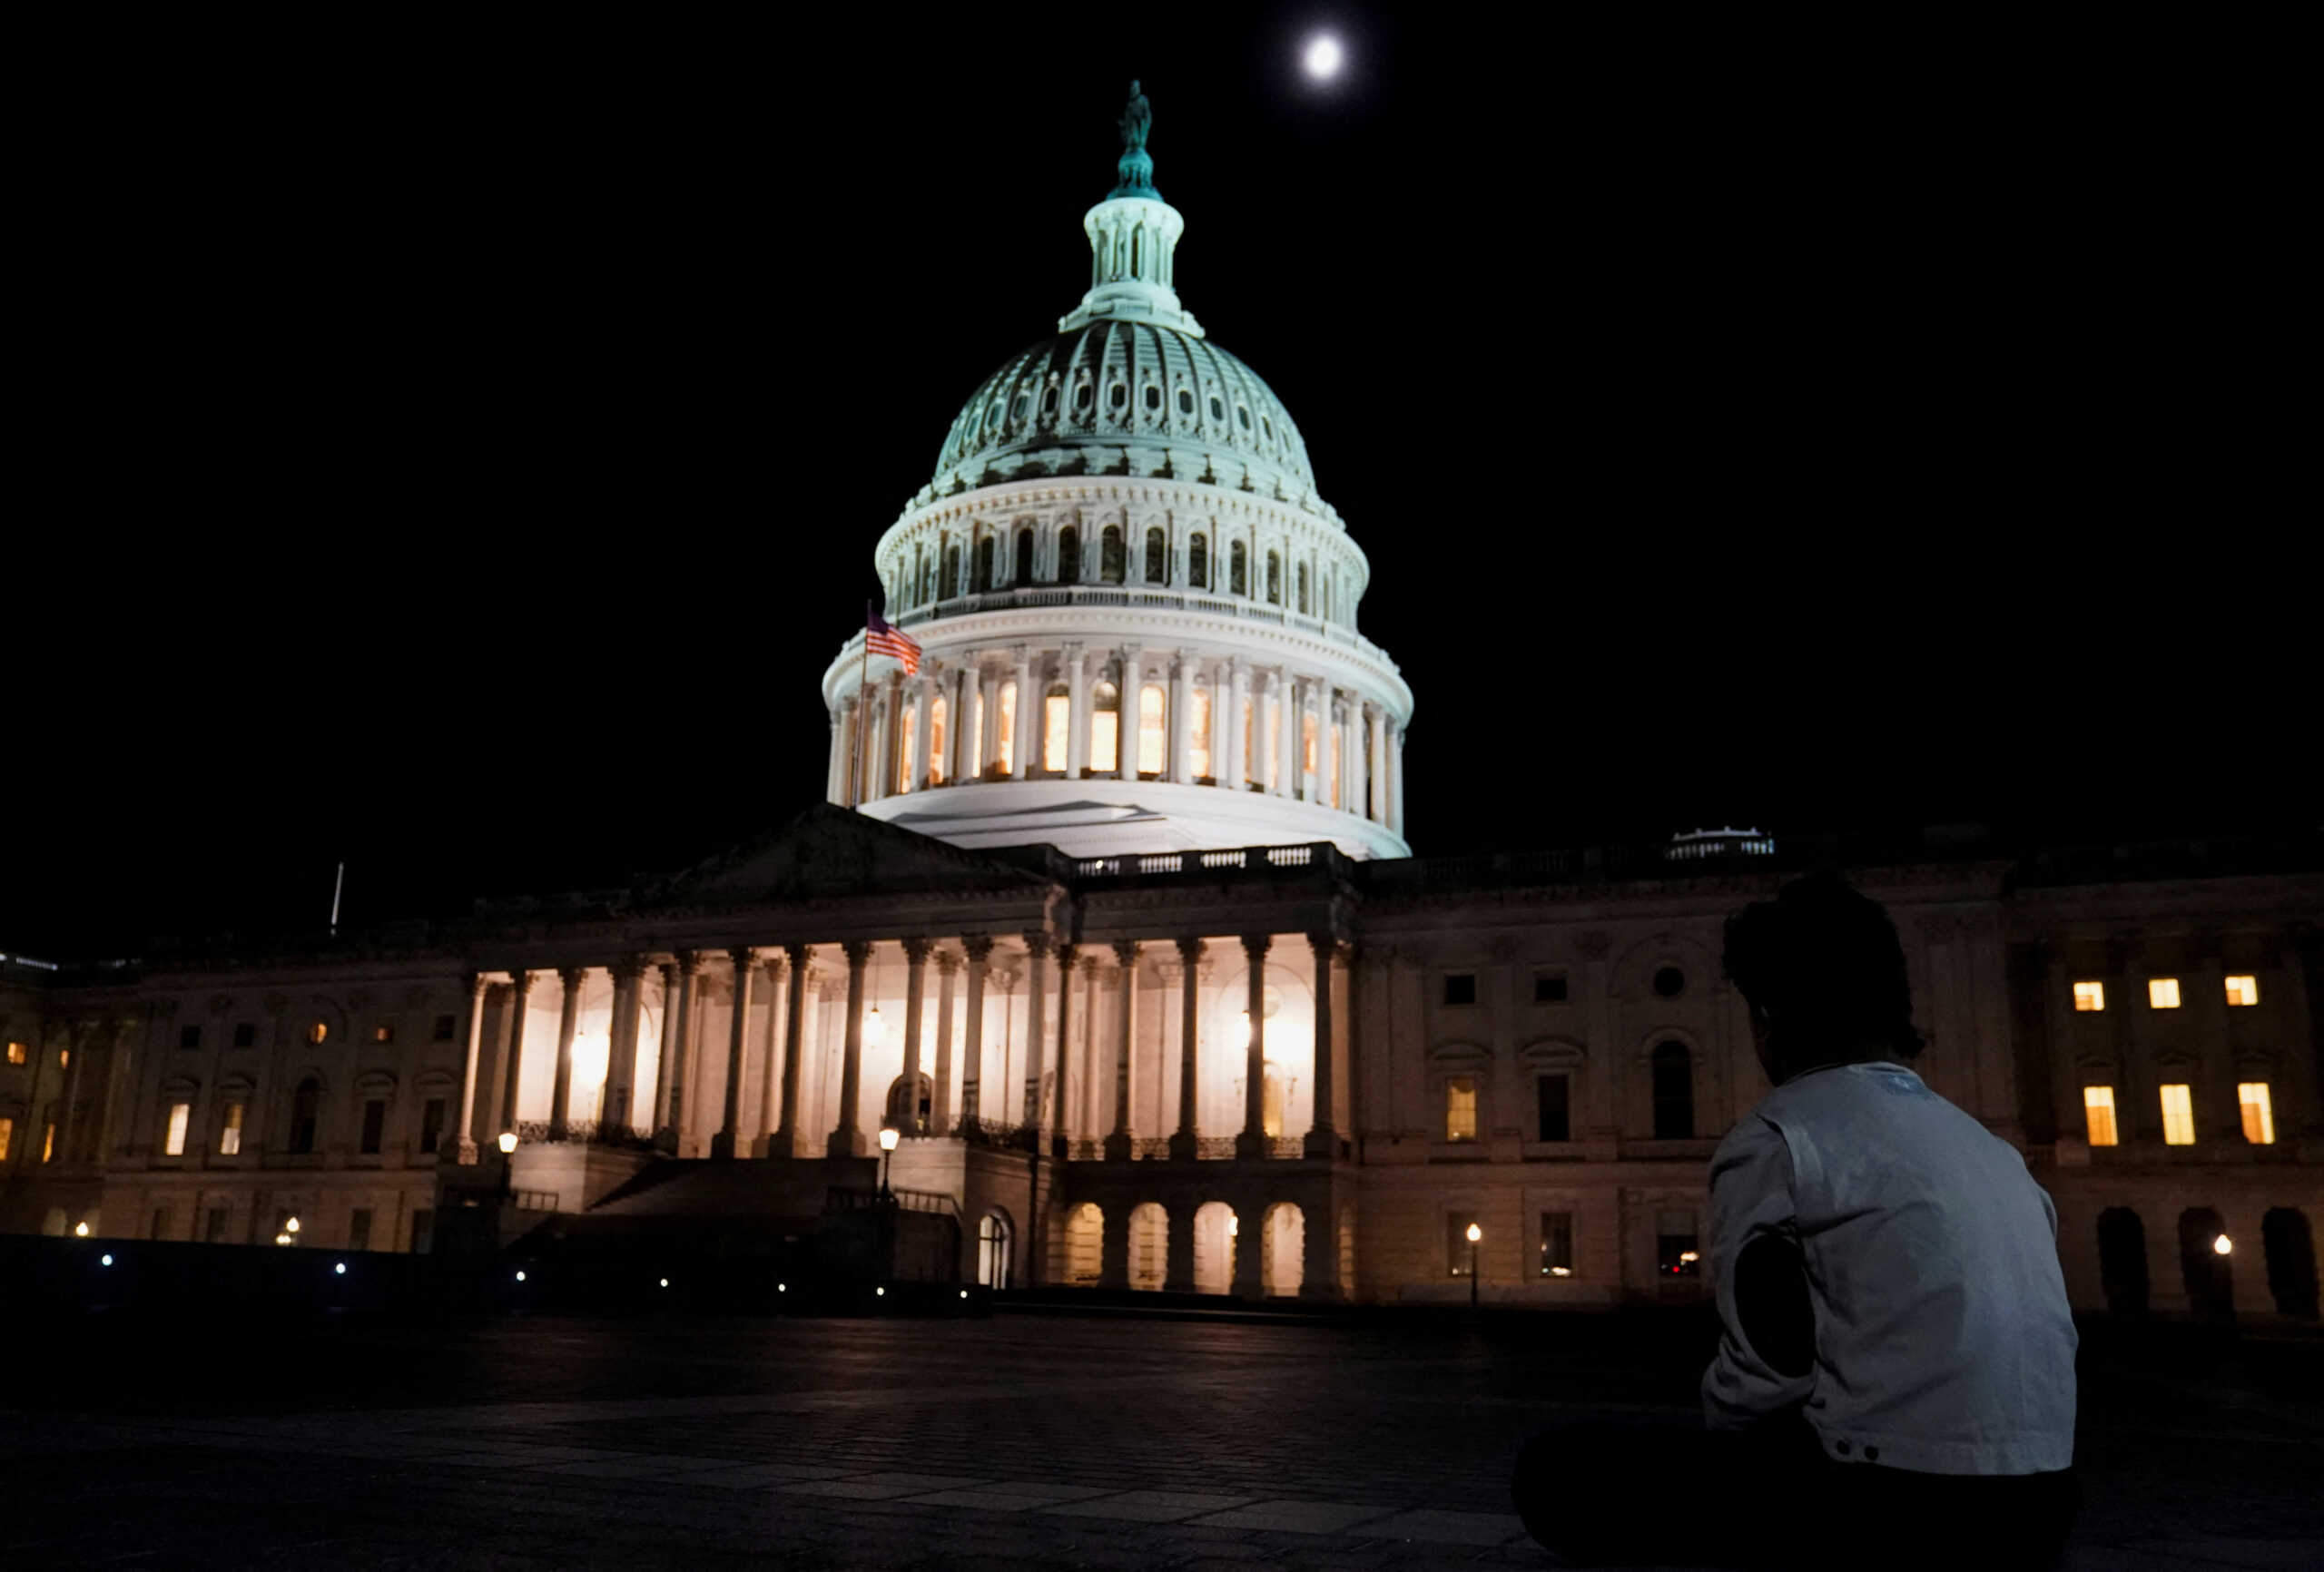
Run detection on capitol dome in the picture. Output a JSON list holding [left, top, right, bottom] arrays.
[[823, 84, 1412, 862], [931, 322, 1318, 505]]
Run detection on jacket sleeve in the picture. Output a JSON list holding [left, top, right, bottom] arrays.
[[1701, 1114, 1816, 1430]]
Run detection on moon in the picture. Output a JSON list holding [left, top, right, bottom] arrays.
[[1303, 34, 1343, 80]]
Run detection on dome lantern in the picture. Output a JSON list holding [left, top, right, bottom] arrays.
[[1061, 82, 1203, 339]]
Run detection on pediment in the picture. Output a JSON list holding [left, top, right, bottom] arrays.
[[658, 803, 1059, 906]]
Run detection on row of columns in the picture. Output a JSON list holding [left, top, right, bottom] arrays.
[[462, 931, 1346, 1164], [833, 649, 1406, 834]]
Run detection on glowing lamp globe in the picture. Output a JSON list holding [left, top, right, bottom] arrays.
[[1304, 35, 1343, 79], [2213, 1234, 2233, 1256], [1465, 1223, 1482, 1244], [497, 1131, 518, 1155], [878, 1125, 901, 1152]]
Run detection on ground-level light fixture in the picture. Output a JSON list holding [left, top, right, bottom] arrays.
[[515, 1270, 527, 1282], [878, 1124, 900, 1197], [960, 1290, 969, 1299], [1467, 1223, 1482, 1309], [876, 1286, 886, 1297], [74, 1222, 90, 1237], [2213, 1234, 2234, 1256], [335, 1263, 347, 1274], [100, 1253, 113, 1266], [778, 1282, 786, 1292], [274, 1233, 292, 1246], [497, 1131, 518, 1155], [285, 1216, 300, 1234], [659, 1278, 669, 1288]]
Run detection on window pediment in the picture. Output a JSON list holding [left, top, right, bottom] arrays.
[[1429, 1040, 1491, 1066], [1520, 1038, 1586, 1069]]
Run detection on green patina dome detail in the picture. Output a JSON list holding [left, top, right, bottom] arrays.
[[1109, 80, 1158, 200]]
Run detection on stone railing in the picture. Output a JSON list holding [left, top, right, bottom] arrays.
[[1074, 842, 1341, 880], [510, 1121, 661, 1151], [887, 585, 1398, 673]]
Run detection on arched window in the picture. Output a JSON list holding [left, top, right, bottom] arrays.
[[1108, 381, 1128, 413], [1010, 392, 1029, 422], [996, 681, 1018, 774], [2097, 1207, 2149, 1317], [972, 535, 995, 593], [1145, 526, 1166, 583], [1100, 525, 1125, 584], [1137, 684, 1167, 775], [1651, 1042, 1695, 1138], [1073, 381, 1092, 415], [1209, 393, 1225, 423], [1230, 540, 1248, 595], [1142, 382, 1161, 414], [1040, 385, 1058, 418], [1057, 526, 1079, 584], [942, 545, 960, 601], [1241, 696, 1256, 785], [1189, 684, 1213, 779], [289, 1076, 320, 1155], [896, 706, 916, 794], [1129, 1203, 1167, 1290], [1262, 1202, 1305, 1297], [1175, 388, 1194, 418], [1042, 683, 1069, 773], [1013, 526, 1034, 585], [1444, 1076, 1478, 1142], [1064, 1202, 1103, 1284], [1265, 551, 1281, 604], [1297, 562, 1310, 614], [885, 1071, 933, 1135], [1189, 532, 1208, 588], [1089, 681, 1120, 773], [928, 694, 948, 786], [978, 1211, 1012, 1290]]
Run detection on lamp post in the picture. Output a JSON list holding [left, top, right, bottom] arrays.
[[878, 1124, 900, 1199], [1466, 1222, 1482, 1310], [497, 1130, 517, 1201]]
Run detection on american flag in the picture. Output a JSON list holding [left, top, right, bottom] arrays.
[[865, 603, 921, 674]]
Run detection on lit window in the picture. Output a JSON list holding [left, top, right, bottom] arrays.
[[1043, 687, 1069, 772], [0, 1116, 12, 1161], [2225, 975, 2259, 1007], [1189, 685, 1214, 779], [2083, 1086, 2119, 1146], [372, 1023, 393, 1045], [1089, 681, 1120, 773], [966, 686, 983, 778], [1541, 1212, 1574, 1277], [5, 1040, 24, 1065], [59, 1049, 69, 1069], [1444, 1077, 1478, 1142], [308, 1021, 328, 1045], [43, 1123, 55, 1162], [219, 1100, 244, 1156], [996, 681, 1017, 773], [1302, 711, 1318, 782], [1657, 1210, 1701, 1276], [929, 693, 948, 785], [1327, 721, 1341, 807], [2148, 978, 2181, 1009], [1137, 684, 1166, 775], [2160, 1084, 2195, 1145], [896, 705, 915, 793], [163, 1101, 191, 1156], [2073, 981, 2105, 1012], [2238, 1083, 2276, 1145]]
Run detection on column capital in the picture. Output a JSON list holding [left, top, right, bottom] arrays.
[[1241, 933, 1272, 962], [1055, 939, 1079, 967], [1112, 938, 1141, 968], [1306, 930, 1340, 962], [1078, 953, 1104, 978], [963, 933, 998, 962], [785, 940, 813, 967], [608, 955, 647, 983], [761, 953, 788, 983], [675, 949, 707, 976], [557, 963, 588, 987], [1060, 639, 1085, 661], [726, 945, 756, 972], [1023, 930, 1052, 958], [1010, 643, 1031, 665], [1176, 935, 1206, 965], [509, 968, 537, 993], [841, 939, 873, 967], [901, 936, 935, 962], [935, 949, 963, 976]]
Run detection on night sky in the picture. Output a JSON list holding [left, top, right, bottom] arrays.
[[11, 9, 2302, 956]]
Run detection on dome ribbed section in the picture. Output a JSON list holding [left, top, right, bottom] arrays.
[[929, 322, 1315, 502]]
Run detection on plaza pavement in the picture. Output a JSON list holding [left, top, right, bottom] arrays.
[[3, 1306, 2319, 1569]]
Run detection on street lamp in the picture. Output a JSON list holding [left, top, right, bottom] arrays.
[[878, 1125, 900, 1199], [2213, 1233, 2234, 1256], [497, 1131, 518, 1155], [1466, 1222, 1482, 1309], [497, 1129, 517, 1202]]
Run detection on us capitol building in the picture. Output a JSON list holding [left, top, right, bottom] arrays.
[[5, 92, 2319, 1320]]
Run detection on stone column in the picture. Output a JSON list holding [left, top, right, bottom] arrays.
[[666, 952, 703, 1149], [960, 936, 992, 1126], [1305, 935, 1338, 1158], [1169, 652, 1194, 783], [949, 662, 975, 782], [1275, 672, 1296, 800], [1118, 648, 1141, 780], [1237, 934, 1271, 1157], [652, 962, 682, 1135], [1010, 645, 1036, 778], [714, 948, 755, 1159], [455, 971, 486, 1161], [1078, 954, 1104, 1138], [605, 958, 646, 1137], [932, 950, 960, 1134], [862, 688, 888, 803], [911, 673, 935, 792], [901, 937, 931, 1134], [1226, 658, 1249, 790], [828, 702, 851, 805], [979, 664, 1003, 781], [1366, 703, 1388, 825], [752, 955, 784, 1147], [1064, 641, 1089, 777], [498, 968, 534, 1141], [1339, 694, 1360, 812], [1164, 1203, 1196, 1292], [1389, 725, 1407, 839], [1098, 1202, 1130, 1290], [1024, 933, 1050, 1133], [829, 940, 872, 1157], [1172, 937, 1203, 1160], [776, 944, 812, 1155], [1299, 681, 1320, 803], [1108, 940, 1138, 1159], [1050, 941, 1078, 1154]]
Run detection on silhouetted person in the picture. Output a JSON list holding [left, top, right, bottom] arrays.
[[1513, 871, 2080, 1568]]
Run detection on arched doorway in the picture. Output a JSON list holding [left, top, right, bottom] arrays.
[[2262, 1209, 2319, 1319], [1062, 1202, 1102, 1285], [1262, 1202, 1305, 1297], [978, 1211, 1013, 1291], [2097, 1207, 2149, 1317], [1128, 1203, 1167, 1291], [2178, 1207, 2234, 1321], [1192, 1201, 1236, 1295], [884, 1072, 933, 1135]]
